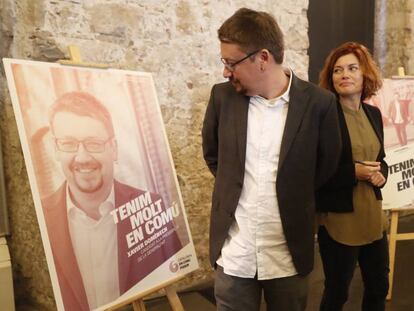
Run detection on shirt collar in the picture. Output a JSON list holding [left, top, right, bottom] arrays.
[[252, 67, 292, 107]]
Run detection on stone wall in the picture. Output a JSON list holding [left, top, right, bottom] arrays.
[[375, 0, 414, 76], [0, 0, 309, 309], [407, 0, 414, 74]]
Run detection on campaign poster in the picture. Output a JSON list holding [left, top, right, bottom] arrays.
[[3, 58, 198, 311], [367, 78, 414, 209]]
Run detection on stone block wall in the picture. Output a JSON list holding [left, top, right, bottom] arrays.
[[0, 0, 309, 309], [375, 0, 414, 76], [407, 0, 414, 74]]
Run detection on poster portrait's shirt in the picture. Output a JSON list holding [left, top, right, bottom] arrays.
[[218, 69, 297, 279], [66, 185, 119, 309], [394, 100, 404, 124]]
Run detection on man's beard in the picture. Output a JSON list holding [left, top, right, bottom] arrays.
[[229, 76, 248, 95], [69, 160, 104, 193]]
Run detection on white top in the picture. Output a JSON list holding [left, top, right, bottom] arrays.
[[67, 185, 119, 309], [394, 100, 404, 124], [217, 69, 297, 279]]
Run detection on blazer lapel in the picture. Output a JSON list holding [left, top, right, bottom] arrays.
[[278, 75, 310, 170], [116, 184, 129, 293], [115, 180, 141, 293], [235, 93, 250, 168], [362, 103, 385, 162], [362, 104, 382, 140], [47, 184, 88, 308]]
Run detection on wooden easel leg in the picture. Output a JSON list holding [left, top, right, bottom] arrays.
[[165, 285, 185, 311], [387, 210, 399, 300], [132, 299, 146, 311]]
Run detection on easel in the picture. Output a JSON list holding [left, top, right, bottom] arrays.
[[58, 46, 186, 311], [58, 45, 109, 68], [386, 66, 414, 300], [391, 66, 414, 80], [387, 206, 414, 300], [104, 275, 186, 311]]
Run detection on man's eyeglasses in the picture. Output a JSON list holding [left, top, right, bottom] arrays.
[[220, 50, 260, 72], [55, 138, 113, 153]]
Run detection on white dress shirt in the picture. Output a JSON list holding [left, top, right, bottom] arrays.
[[217, 69, 298, 280], [67, 185, 119, 309], [394, 100, 404, 124]]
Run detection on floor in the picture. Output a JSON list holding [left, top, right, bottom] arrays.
[[139, 214, 414, 311], [15, 215, 414, 311]]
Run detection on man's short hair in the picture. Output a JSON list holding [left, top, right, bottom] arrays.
[[49, 91, 115, 138], [218, 8, 284, 64]]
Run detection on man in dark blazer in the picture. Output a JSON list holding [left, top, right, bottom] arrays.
[[42, 91, 181, 310], [202, 8, 342, 311]]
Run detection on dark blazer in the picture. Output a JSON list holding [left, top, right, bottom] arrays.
[[202, 74, 342, 276], [42, 180, 182, 311], [316, 102, 388, 213]]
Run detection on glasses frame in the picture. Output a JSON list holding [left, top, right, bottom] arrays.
[[221, 50, 260, 72], [54, 137, 113, 153]]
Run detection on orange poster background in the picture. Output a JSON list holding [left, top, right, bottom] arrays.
[[3, 59, 197, 311]]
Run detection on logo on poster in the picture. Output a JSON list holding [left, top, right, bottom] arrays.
[[169, 260, 179, 273], [169, 255, 193, 273]]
